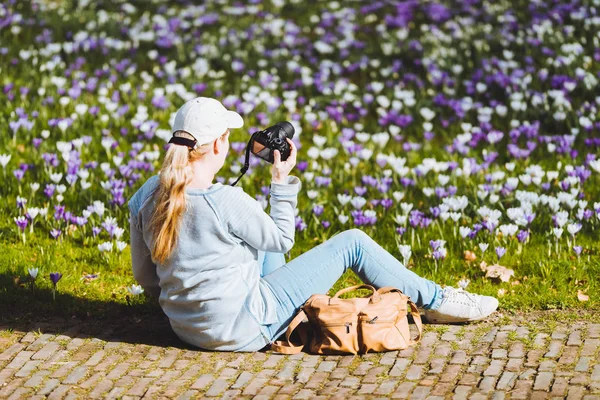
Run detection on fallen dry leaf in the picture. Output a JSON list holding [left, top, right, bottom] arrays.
[[464, 250, 477, 262], [481, 263, 515, 283], [479, 261, 488, 272], [577, 290, 589, 302]]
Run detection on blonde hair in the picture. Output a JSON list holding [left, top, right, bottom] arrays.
[[148, 130, 228, 264]]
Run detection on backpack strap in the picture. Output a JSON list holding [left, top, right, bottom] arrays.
[[270, 309, 310, 354]]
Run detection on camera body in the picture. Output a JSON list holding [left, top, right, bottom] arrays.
[[251, 121, 295, 163]]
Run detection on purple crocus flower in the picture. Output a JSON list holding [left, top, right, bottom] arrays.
[[295, 216, 307, 231], [321, 220, 331, 228], [432, 248, 446, 260], [50, 272, 63, 285], [15, 216, 28, 232], [50, 229, 61, 239], [313, 205, 324, 216], [50, 272, 63, 300], [496, 246, 506, 260], [517, 230, 529, 243], [573, 246, 583, 256], [92, 226, 102, 237]]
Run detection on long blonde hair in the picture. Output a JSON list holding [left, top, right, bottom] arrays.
[[148, 130, 227, 264]]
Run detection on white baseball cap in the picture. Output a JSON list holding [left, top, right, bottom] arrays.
[[171, 97, 244, 146]]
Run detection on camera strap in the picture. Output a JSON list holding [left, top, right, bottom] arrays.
[[230, 132, 257, 187]]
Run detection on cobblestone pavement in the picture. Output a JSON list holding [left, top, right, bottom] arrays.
[[0, 311, 599, 399]]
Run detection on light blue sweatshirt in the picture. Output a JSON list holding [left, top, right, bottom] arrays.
[[127, 174, 302, 351]]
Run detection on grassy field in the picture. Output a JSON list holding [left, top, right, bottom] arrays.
[[1, 0, 599, 323]]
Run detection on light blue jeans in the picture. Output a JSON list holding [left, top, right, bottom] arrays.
[[257, 229, 443, 344]]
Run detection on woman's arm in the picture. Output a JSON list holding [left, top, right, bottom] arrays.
[[129, 215, 161, 299], [226, 175, 302, 253]]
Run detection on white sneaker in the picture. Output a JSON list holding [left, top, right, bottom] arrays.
[[423, 287, 499, 323]]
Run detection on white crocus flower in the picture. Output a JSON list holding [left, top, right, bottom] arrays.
[[394, 214, 408, 226], [49, 172, 63, 183], [567, 223, 582, 236], [338, 214, 349, 224], [337, 194, 352, 206], [400, 202, 413, 215], [116, 241, 128, 252], [27, 207, 40, 220], [0, 154, 11, 168], [127, 284, 144, 295], [459, 226, 472, 239], [479, 243, 489, 253], [307, 190, 318, 200], [553, 228, 564, 239], [398, 244, 412, 267], [350, 197, 366, 209], [28, 268, 39, 280]]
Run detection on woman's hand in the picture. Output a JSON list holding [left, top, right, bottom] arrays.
[[271, 138, 297, 184]]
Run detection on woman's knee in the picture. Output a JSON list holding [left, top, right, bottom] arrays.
[[333, 228, 370, 244]]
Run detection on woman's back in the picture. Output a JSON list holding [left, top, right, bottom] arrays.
[[128, 173, 302, 351]]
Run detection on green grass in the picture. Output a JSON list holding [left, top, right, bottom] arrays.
[[1, 214, 599, 323]]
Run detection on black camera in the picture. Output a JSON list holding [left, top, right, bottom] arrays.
[[250, 121, 295, 163], [230, 121, 295, 187]]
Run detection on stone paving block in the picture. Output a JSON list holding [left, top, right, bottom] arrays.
[[479, 376, 497, 392], [243, 377, 270, 395], [374, 379, 397, 395], [316, 360, 337, 372], [47, 384, 70, 400], [0, 344, 25, 361], [35, 378, 60, 396], [391, 381, 416, 399], [544, 340, 563, 359], [190, 373, 214, 390], [80, 371, 104, 389], [8, 387, 33, 400], [549, 376, 569, 397], [575, 357, 591, 372], [506, 358, 523, 371], [484, 360, 505, 376], [5, 350, 34, 369], [126, 377, 154, 396], [512, 380, 533, 400], [410, 385, 431, 399], [205, 378, 231, 397], [0, 377, 24, 398], [405, 364, 424, 380], [567, 385, 586, 399], [539, 359, 556, 371], [15, 359, 41, 377], [24, 370, 51, 387], [106, 362, 130, 380], [581, 339, 600, 357], [389, 358, 411, 377], [431, 382, 453, 396], [178, 389, 201, 399], [534, 371, 554, 391], [63, 366, 88, 384], [450, 350, 468, 364], [104, 386, 125, 400], [305, 371, 328, 389], [496, 371, 517, 390], [567, 331, 583, 346], [50, 361, 78, 378]]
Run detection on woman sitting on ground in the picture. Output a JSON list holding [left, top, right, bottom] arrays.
[[128, 97, 498, 352]]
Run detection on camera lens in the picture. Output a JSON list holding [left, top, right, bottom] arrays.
[[274, 121, 295, 139]]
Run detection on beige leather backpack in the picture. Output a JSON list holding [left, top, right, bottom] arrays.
[[271, 284, 423, 354]]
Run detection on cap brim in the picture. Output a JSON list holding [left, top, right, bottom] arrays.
[[225, 111, 244, 129]]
